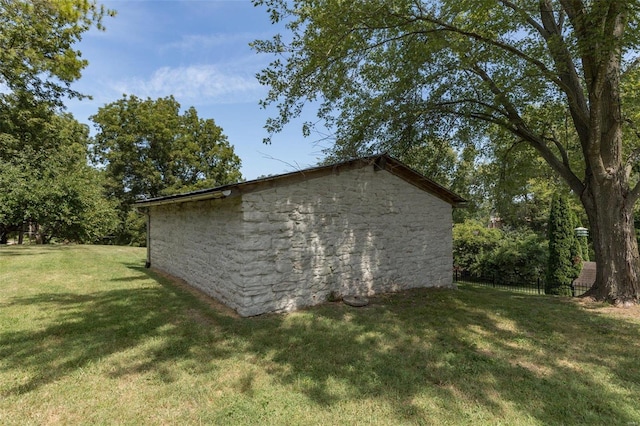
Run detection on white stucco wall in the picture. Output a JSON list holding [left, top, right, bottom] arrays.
[[148, 165, 454, 317]]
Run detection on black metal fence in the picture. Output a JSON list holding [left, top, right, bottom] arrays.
[[570, 282, 592, 297], [453, 270, 593, 297]]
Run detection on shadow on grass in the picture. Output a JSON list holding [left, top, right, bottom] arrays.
[[1, 289, 207, 394], [236, 290, 640, 424], [0, 245, 74, 256], [1, 263, 639, 424]]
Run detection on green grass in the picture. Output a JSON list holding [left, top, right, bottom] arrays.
[[1, 245, 639, 425]]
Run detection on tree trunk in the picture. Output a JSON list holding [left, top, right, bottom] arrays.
[[34, 223, 44, 244], [576, 17, 640, 305], [581, 179, 640, 305]]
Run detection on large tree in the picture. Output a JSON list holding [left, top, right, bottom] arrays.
[[0, 1, 116, 243], [253, 0, 640, 305], [91, 95, 243, 244], [0, 94, 118, 243]]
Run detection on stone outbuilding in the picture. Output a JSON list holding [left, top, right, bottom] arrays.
[[136, 154, 465, 316]]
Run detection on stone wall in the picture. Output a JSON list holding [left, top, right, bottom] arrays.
[[148, 196, 246, 312], [149, 165, 454, 317], [238, 166, 454, 316]]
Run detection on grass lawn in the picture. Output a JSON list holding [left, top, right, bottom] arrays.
[[1, 245, 639, 425]]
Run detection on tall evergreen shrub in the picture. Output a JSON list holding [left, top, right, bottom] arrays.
[[569, 210, 584, 277], [546, 194, 581, 295], [580, 236, 590, 262]]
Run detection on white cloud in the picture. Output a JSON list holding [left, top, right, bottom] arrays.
[[163, 33, 257, 52], [111, 63, 264, 105]]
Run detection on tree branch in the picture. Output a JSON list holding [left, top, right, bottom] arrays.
[[537, 0, 591, 141], [498, 0, 546, 34], [470, 62, 584, 193], [404, 13, 567, 90], [623, 118, 640, 178], [629, 180, 640, 206], [548, 133, 573, 169], [622, 56, 640, 77], [433, 98, 508, 116]]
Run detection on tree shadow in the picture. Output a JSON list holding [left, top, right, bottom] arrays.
[[231, 288, 640, 423], [1, 265, 639, 424], [0, 246, 69, 256], [0, 270, 235, 395]]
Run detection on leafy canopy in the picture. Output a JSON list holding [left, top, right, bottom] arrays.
[[0, 94, 118, 243], [91, 95, 242, 202], [253, 0, 640, 198], [0, 1, 118, 243], [90, 95, 243, 245], [0, 0, 114, 105]]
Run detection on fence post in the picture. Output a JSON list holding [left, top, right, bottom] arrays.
[[537, 277, 541, 294], [571, 283, 575, 297]]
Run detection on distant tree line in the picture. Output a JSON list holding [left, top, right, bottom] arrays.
[[0, 1, 242, 245], [0, 94, 243, 246]]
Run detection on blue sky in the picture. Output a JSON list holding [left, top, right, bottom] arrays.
[[66, 0, 327, 180]]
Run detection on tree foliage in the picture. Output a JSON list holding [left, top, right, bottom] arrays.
[[253, 0, 640, 304], [0, 1, 120, 244], [546, 193, 581, 296], [453, 220, 502, 272], [453, 220, 547, 285], [477, 104, 588, 233], [0, 0, 113, 105], [90, 95, 243, 245], [0, 94, 118, 243]]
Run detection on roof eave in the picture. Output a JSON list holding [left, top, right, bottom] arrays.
[[135, 189, 232, 207]]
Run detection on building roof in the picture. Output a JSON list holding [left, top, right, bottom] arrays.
[[135, 154, 467, 208]]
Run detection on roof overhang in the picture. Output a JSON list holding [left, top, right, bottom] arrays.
[[136, 189, 232, 208]]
